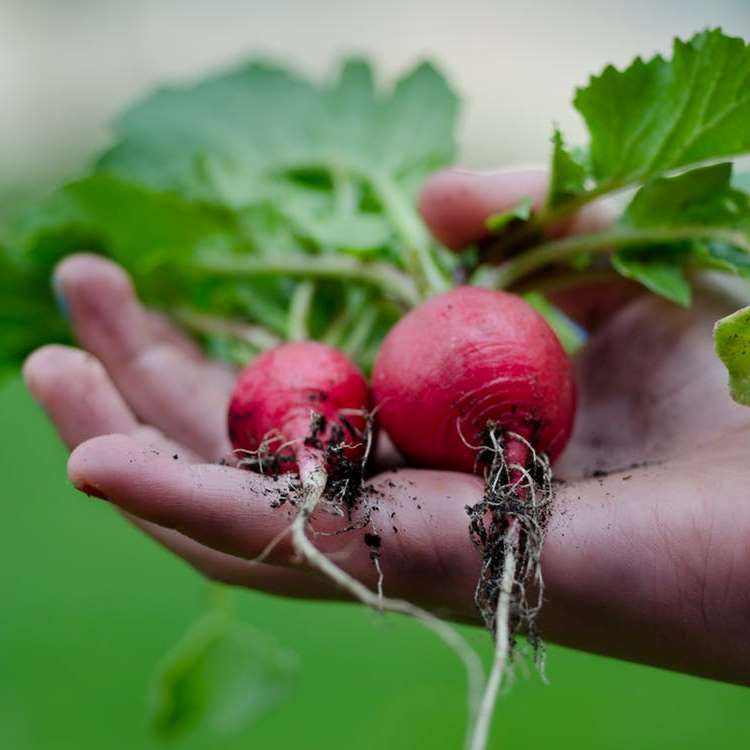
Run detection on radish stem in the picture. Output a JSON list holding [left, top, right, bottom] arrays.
[[192, 253, 420, 308], [475, 225, 750, 289], [370, 171, 451, 297], [175, 308, 282, 350], [287, 281, 315, 340]]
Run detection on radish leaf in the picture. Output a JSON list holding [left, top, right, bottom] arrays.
[[547, 128, 588, 208], [575, 29, 750, 186], [609, 163, 750, 300], [715, 306, 750, 405], [98, 58, 457, 215], [151, 610, 295, 739], [486, 197, 533, 233]]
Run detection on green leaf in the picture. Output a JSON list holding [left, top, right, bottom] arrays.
[[11, 173, 237, 272], [523, 291, 587, 355], [0, 248, 70, 375], [575, 29, 750, 184], [622, 162, 750, 231], [94, 56, 457, 295], [714, 306, 750, 405], [547, 128, 588, 208], [151, 610, 295, 739], [486, 197, 533, 233], [609, 163, 750, 301], [98, 58, 457, 206], [612, 250, 692, 306]]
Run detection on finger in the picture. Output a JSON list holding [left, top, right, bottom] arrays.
[[22, 345, 319, 597], [131, 516, 340, 600], [22, 343, 200, 462], [23, 345, 138, 449], [420, 167, 548, 250], [419, 166, 614, 251], [54, 254, 232, 460], [67, 434, 483, 617]]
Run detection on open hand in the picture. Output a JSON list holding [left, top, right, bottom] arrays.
[[23, 168, 750, 685]]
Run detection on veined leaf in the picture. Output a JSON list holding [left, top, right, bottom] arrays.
[[575, 29, 750, 185], [610, 163, 750, 302]]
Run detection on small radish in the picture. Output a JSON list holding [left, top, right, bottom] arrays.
[[228, 340, 370, 482], [228, 340, 374, 574], [372, 285, 577, 750]]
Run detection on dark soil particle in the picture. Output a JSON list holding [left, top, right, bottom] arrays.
[[364, 533, 382, 549]]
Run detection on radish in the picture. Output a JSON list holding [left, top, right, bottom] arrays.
[[228, 341, 373, 568], [373, 286, 575, 473], [227, 340, 485, 727], [373, 286, 576, 750], [228, 340, 370, 480]]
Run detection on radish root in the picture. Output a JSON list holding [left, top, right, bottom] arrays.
[[255, 413, 487, 747], [466, 426, 553, 749]]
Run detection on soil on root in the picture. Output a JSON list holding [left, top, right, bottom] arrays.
[[466, 424, 554, 670], [228, 409, 381, 555]]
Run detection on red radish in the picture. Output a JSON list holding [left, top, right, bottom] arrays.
[[228, 341, 370, 482], [372, 286, 577, 750], [373, 285, 576, 473]]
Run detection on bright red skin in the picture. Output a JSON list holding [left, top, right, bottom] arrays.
[[228, 341, 370, 473], [372, 286, 576, 473]]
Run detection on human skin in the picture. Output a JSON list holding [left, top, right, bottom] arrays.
[[23, 168, 750, 686]]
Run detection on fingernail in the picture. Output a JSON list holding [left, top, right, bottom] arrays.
[[52, 272, 70, 322], [73, 481, 109, 502]]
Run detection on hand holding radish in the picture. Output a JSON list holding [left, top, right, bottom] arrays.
[[24, 168, 750, 689]]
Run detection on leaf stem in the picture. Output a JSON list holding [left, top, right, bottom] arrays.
[[474, 226, 750, 289], [175, 308, 282, 350], [191, 253, 421, 308], [340, 305, 379, 360], [370, 171, 450, 297], [287, 281, 315, 340]]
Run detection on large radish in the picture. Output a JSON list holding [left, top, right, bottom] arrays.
[[373, 286, 577, 750], [373, 285, 575, 473]]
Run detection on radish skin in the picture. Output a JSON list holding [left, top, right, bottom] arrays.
[[373, 286, 576, 473]]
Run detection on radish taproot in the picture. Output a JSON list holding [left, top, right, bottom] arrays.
[[373, 286, 577, 750], [227, 340, 485, 726]]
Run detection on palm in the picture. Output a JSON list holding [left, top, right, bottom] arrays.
[[24, 169, 750, 686], [560, 286, 750, 476]]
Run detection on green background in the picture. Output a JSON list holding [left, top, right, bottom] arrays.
[[2, 377, 747, 749]]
